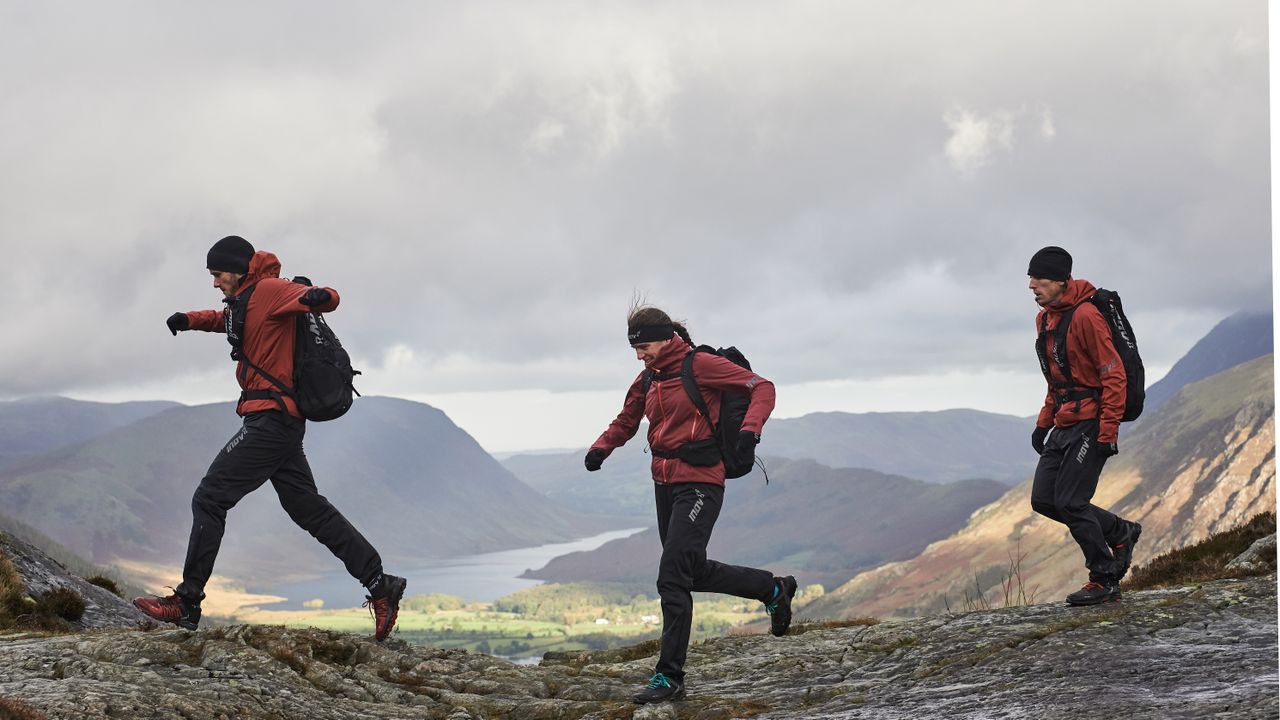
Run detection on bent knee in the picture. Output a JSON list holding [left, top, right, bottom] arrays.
[[1030, 498, 1057, 518]]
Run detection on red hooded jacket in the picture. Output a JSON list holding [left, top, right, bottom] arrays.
[[185, 251, 340, 419], [591, 337, 777, 486], [1034, 278, 1126, 443]]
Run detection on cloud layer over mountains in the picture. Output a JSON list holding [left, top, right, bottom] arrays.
[[0, 2, 1268, 448]]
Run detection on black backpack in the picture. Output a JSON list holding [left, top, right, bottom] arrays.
[[224, 276, 362, 421], [643, 345, 759, 479], [1035, 288, 1144, 422]]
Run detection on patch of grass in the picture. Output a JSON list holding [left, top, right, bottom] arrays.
[[0, 549, 31, 631], [85, 575, 122, 597], [1127, 512, 1276, 592], [35, 587, 85, 623], [0, 696, 48, 720]]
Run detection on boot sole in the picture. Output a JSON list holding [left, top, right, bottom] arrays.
[[1065, 593, 1122, 607]]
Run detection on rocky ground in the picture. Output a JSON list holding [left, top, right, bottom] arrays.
[[0, 569, 1274, 719]]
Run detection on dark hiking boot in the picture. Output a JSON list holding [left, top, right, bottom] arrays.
[[1065, 580, 1121, 606], [363, 574, 406, 641], [1112, 520, 1143, 581], [765, 575, 798, 637], [133, 591, 200, 630], [632, 673, 684, 704]]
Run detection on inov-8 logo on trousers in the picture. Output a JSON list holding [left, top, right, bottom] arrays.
[[688, 489, 706, 523], [1076, 435, 1090, 464]]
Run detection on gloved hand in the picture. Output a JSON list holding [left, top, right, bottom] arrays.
[[737, 431, 761, 453], [584, 448, 608, 472], [1031, 426, 1049, 455], [166, 312, 189, 336], [1099, 441, 1119, 458], [299, 287, 332, 307]]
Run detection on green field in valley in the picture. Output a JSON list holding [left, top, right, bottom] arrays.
[[224, 582, 823, 660]]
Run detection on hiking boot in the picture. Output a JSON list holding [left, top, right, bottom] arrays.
[[363, 574, 406, 641], [765, 575, 798, 637], [632, 672, 684, 704], [133, 591, 200, 630], [1112, 520, 1143, 581], [1065, 580, 1121, 606]]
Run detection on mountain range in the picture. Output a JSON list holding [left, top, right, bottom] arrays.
[[521, 463, 1008, 590], [0, 397, 178, 471], [507, 310, 1275, 600], [0, 310, 1270, 606], [802, 352, 1276, 619], [0, 396, 602, 585]]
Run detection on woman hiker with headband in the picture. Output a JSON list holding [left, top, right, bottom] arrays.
[[584, 305, 797, 705]]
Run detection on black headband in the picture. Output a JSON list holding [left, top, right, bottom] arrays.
[[628, 324, 675, 345]]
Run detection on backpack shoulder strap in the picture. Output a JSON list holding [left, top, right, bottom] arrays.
[[1039, 305, 1079, 386], [224, 282, 294, 408], [679, 348, 717, 432]]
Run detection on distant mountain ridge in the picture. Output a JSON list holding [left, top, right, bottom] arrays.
[[522, 461, 1007, 591], [803, 353, 1276, 620], [0, 397, 179, 471], [1142, 310, 1272, 415], [0, 396, 603, 587]]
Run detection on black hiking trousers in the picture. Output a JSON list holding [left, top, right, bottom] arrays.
[[175, 410, 382, 605], [1030, 419, 1125, 579], [653, 482, 774, 682]]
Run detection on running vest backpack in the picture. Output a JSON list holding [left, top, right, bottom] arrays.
[[1035, 288, 1144, 422], [643, 345, 758, 479], [224, 276, 362, 421]]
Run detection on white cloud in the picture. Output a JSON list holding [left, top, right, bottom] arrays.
[[943, 106, 1017, 176]]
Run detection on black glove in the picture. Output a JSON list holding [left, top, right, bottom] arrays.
[[1099, 441, 1119, 458], [166, 312, 189, 336], [737, 431, 761, 453], [1031, 426, 1049, 455], [584, 448, 608, 472], [299, 287, 332, 307]]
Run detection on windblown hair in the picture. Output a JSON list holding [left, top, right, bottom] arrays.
[[627, 303, 693, 345]]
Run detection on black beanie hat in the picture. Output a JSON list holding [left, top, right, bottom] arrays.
[[207, 235, 255, 274], [1027, 246, 1072, 281]]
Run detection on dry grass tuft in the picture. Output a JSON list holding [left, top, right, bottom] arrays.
[[1127, 512, 1276, 592], [0, 695, 49, 720]]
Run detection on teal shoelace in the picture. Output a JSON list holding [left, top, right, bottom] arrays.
[[647, 673, 673, 689]]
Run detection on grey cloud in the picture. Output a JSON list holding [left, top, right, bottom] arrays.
[[0, 1, 1268, 400]]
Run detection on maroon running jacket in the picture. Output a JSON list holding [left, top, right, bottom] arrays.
[[591, 337, 777, 486], [185, 251, 340, 419], [1034, 278, 1127, 444]]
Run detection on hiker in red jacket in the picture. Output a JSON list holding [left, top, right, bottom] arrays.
[[133, 236, 405, 640], [585, 305, 796, 705], [1027, 246, 1142, 606]]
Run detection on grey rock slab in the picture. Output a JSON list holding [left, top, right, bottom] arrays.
[[0, 575, 1274, 719], [2, 531, 150, 630]]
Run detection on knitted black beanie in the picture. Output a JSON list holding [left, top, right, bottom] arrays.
[[1027, 246, 1072, 281], [207, 235, 255, 274]]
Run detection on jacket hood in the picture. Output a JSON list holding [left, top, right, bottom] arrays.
[[1047, 278, 1097, 313], [234, 251, 282, 296], [649, 336, 692, 373]]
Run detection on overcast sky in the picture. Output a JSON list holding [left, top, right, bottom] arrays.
[[0, 2, 1271, 452]]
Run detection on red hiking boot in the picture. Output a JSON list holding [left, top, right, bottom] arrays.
[[363, 574, 406, 641], [133, 591, 200, 630]]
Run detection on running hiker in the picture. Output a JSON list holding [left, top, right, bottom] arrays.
[[1027, 246, 1142, 606], [133, 235, 405, 640], [585, 305, 796, 704]]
